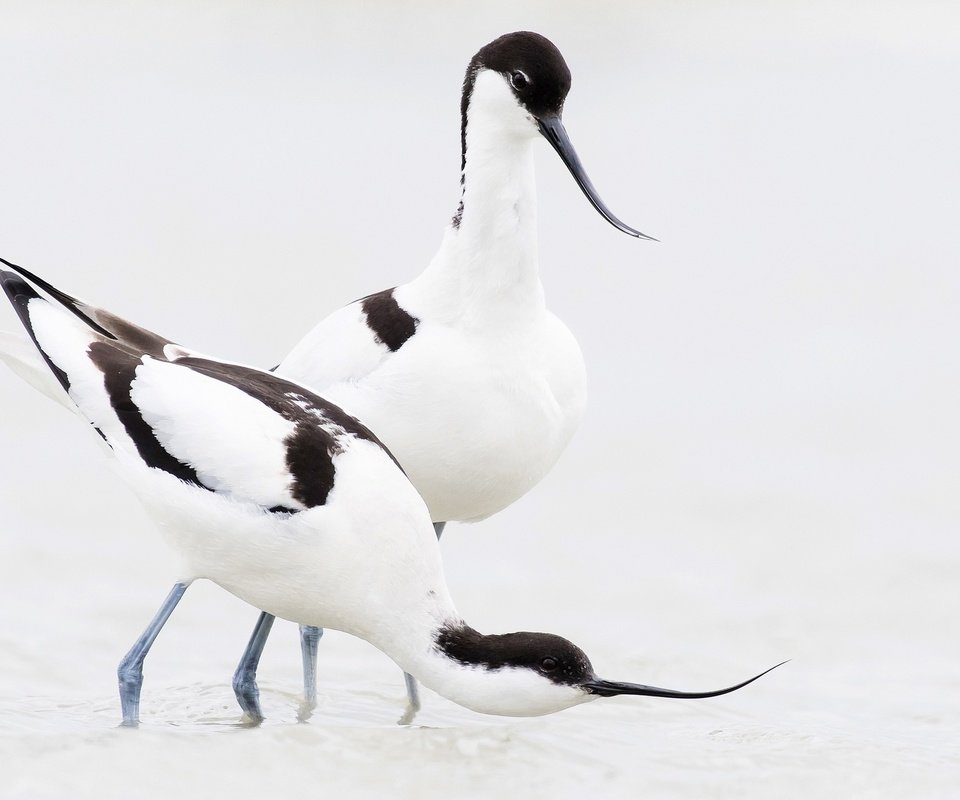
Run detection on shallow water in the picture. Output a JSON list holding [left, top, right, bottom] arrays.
[[3, 508, 957, 799], [1, 2, 959, 797]]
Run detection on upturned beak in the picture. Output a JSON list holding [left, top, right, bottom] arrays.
[[536, 114, 656, 241], [583, 661, 787, 698]]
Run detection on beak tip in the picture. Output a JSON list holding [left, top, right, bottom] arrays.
[[585, 660, 788, 700], [622, 227, 658, 242], [537, 115, 656, 245]]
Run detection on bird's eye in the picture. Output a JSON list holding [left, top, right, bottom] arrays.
[[511, 71, 529, 90], [540, 657, 558, 672]]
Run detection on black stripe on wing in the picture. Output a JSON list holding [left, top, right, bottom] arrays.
[[176, 357, 404, 508], [0, 271, 72, 393], [87, 342, 208, 488]]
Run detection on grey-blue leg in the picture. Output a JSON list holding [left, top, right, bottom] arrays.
[[299, 624, 323, 708], [232, 521, 448, 723], [398, 521, 446, 724], [233, 614, 322, 718], [232, 611, 276, 722], [117, 581, 189, 726]]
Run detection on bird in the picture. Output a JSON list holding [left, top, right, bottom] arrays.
[[0, 31, 653, 722], [0, 266, 782, 724]]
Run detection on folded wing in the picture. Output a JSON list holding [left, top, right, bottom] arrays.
[[1, 268, 395, 514]]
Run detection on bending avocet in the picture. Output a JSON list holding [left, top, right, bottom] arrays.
[[0, 266, 779, 724]]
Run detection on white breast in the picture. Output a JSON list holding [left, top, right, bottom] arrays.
[[283, 306, 586, 523], [273, 71, 589, 524]]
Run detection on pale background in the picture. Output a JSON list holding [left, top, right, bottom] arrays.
[[0, 2, 957, 798]]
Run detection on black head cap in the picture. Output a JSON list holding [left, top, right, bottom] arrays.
[[453, 32, 653, 239], [470, 31, 572, 118], [437, 624, 595, 687], [459, 32, 572, 174]]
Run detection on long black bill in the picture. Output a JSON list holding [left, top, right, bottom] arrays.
[[583, 661, 787, 699], [536, 115, 656, 241]]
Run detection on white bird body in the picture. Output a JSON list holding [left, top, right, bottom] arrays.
[[5, 34, 788, 726], [120, 447, 448, 646], [5, 274, 538, 714], [110, 456, 598, 717], [7, 265, 774, 721], [0, 63, 588, 529], [0, 32, 781, 724], [288, 302, 586, 523], [0, 33, 603, 719], [275, 68, 589, 523]]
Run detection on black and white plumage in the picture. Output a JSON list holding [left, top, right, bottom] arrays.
[[272, 31, 652, 526], [0, 31, 656, 718], [2, 269, 382, 511], [0, 266, 782, 722]]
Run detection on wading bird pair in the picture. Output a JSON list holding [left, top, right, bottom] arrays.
[[0, 32, 780, 723]]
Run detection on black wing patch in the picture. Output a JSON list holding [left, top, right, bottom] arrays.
[[2, 261, 403, 512], [87, 342, 207, 487], [360, 289, 419, 352], [176, 357, 404, 508]]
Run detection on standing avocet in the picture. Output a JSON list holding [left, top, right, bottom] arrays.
[[0, 266, 780, 724]]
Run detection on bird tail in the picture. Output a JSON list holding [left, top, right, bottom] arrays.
[[0, 263, 214, 447], [0, 256, 178, 358], [0, 267, 146, 447], [0, 328, 76, 412], [1, 269, 76, 395]]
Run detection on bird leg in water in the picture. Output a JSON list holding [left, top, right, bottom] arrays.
[[397, 521, 447, 725], [232, 611, 276, 722], [234, 613, 323, 719], [299, 624, 323, 709], [117, 581, 189, 726], [231, 521, 448, 723]]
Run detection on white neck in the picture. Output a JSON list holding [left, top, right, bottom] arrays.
[[332, 531, 587, 717], [368, 620, 588, 718], [412, 71, 545, 326]]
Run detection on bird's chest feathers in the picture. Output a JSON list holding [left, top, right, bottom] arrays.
[[342, 314, 585, 519], [410, 317, 581, 427]]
